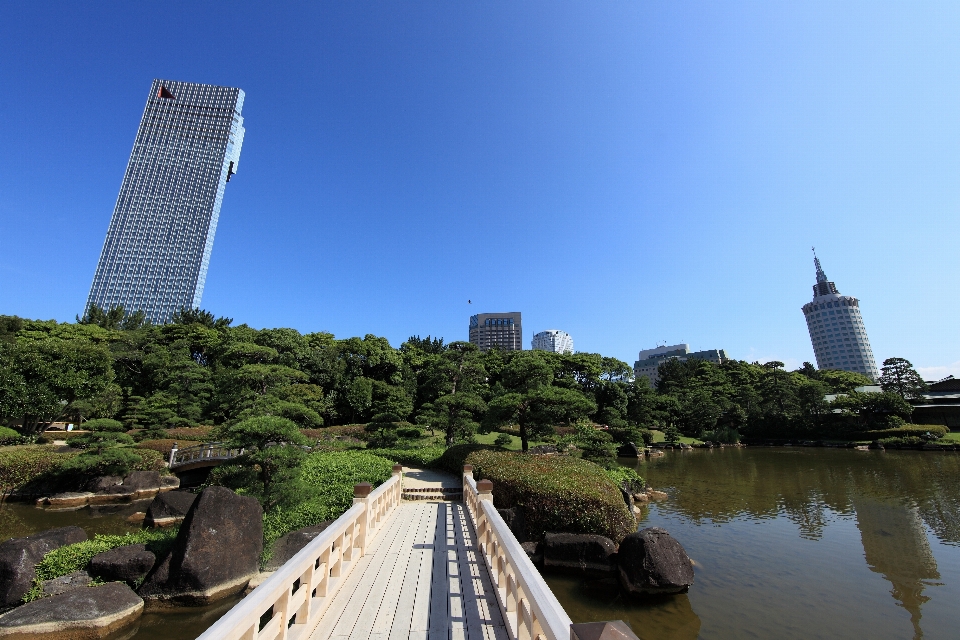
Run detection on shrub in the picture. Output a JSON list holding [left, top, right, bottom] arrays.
[[131, 426, 170, 442], [396, 427, 421, 439], [261, 451, 394, 564], [0, 426, 23, 445], [58, 448, 147, 479], [435, 444, 499, 475], [365, 446, 446, 468], [136, 439, 201, 456], [24, 528, 178, 602], [67, 432, 135, 449], [323, 425, 370, 440], [604, 466, 645, 493], [465, 450, 636, 543], [862, 424, 947, 440], [493, 433, 513, 447], [166, 426, 214, 441], [0, 447, 78, 491], [82, 419, 125, 432]]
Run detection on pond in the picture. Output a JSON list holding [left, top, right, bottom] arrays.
[[545, 448, 960, 640]]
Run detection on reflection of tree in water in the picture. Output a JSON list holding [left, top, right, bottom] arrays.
[[853, 497, 939, 640]]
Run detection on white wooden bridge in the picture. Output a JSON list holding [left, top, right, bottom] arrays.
[[197, 465, 640, 640]]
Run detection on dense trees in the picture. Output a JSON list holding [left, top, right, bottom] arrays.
[[0, 310, 927, 442]]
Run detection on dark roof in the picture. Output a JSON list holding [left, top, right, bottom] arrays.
[[928, 377, 960, 392]]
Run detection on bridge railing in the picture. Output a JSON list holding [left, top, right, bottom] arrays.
[[196, 465, 404, 640], [462, 466, 572, 640], [169, 442, 243, 468]]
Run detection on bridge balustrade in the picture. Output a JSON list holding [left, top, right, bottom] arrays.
[[196, 465, 403, 640]]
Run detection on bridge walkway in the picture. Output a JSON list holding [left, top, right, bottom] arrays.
[[309, 501, 507, 640]]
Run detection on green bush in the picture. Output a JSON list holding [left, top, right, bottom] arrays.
[[435, 444, 498, 475], [863, 424, 947, 440], [82, 419, 125, 432], [260, 451, 394, 563], [0, 426, 22, 443], [67, 432, 135, 449], [465, 450, 636, 543], [364, 446, 446, 468], [55, 447, 166, 483], [493, 433, 513, 447], [136, 439, 201, 456], [396, 427, 422, 439], [166, 426, 214, 441], [0, 447, 78, 490], [24, 528, 178, 602], [604, 466, 645, 493]]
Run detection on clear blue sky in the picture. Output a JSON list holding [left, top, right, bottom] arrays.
[[2, 2, 958, 378]]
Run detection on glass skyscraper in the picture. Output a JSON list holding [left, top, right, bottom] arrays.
[[802, 253, 879, 380], [86, 79, 245, 324]]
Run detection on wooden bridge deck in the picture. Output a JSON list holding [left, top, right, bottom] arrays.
[[308, 501, 508, 640]]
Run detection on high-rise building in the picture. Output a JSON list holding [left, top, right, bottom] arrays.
[[469, 312, 522, 351], [86, 79, 246, 324], [802, 253, 878, 379], [633, 344, 731, 386], [531, 329, 573, 354]]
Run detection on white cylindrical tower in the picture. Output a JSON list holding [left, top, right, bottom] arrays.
[[801, 254, 878, 380]]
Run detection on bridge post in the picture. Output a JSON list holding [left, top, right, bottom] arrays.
[[477, 478, 493, 502], [168, 443, 178, 467], [463, 464, 473, 480], [392, 465, 402, 507], [353, 482, 373, 557]]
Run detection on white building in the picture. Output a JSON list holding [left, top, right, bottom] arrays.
[[633, 344, 731, 386], [531, 329, 573, 354], [801, 254, 879, 380]]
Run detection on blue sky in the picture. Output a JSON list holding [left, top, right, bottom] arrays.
[[2, 2, 958, 378]]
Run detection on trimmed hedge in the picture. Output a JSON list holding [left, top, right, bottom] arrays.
[[604, 466, 645, 493], [136, 439, 201, 456], [261, 451, 394, 563], [436, 444, 499, 475], [365, 446, 446, 468], [465, 450, 636, 543], [24, 528, 178, 602], [166, 426, 214, 441], [0, 447, 78, 491], [862, 424, 948, 440]]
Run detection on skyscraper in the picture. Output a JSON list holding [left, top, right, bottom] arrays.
[[469, 312, 522, 351], [531, 329, 573, 354], [802, 253, 878, 379], [86, 79, 245, 324]]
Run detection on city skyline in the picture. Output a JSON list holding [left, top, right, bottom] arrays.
[[87, 79, 245, 324], [2, 3, 959, 379]]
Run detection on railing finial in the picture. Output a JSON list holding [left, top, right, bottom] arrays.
[[354, 482, 373, 498], [392, 464, 403, 476]]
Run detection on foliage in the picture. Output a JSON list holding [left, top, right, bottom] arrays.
[[604, 466, 645, 493], [67, 431, 135, 449], [364, 446, 446, 468], [862, 424, 947, 440], [25, 527, 178, 602], [466, 450, 636, 542], [702, 426, 742, 443], [261, 451, 394, 563], [166, 426, 214, 441], [0, 426, 25, 445], [561, 422, 618, 464], [0, 447, 78, 490], [879, 357, 927, 401], [435, 443, 499, 475], [493, 433, 513, 447], [81, 418, 125, 432], [136, 438, 201, 456], [56, 447, 165, 481]]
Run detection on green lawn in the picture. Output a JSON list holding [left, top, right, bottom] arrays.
[[473, 431, 550, 451], [939, 431, 960, 442], [649, 429, 702, 445]]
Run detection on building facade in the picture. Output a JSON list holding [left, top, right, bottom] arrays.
[[531, 329, 573, 354], [801, 254, 878, 380], [633, 343, 731, 386], [469, 312, 522, 351], [86, 79, 246, 324]]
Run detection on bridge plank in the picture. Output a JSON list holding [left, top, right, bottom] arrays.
[[402, 504, 438, 640], [374, 502, 431, 638]]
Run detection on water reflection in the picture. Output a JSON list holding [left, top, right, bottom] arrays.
[[545, 449, 960, 639]]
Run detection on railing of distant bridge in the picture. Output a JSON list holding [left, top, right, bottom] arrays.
[[196, 465, 403, 640], [168, 442, 243, 469]]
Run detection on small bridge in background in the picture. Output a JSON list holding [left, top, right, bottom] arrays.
[[198, 464, 643, 640], [168, 442, 243, 472]]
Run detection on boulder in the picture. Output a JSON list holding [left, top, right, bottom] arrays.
[[105, 471, 161, 497], [85, 476, 122, 493], [543, 533, 616, 576], [0, 582, 143, 640], [0, 526, 88, 608], [88, 545, 155, 587], [617, 527, 694, 595], [617, 442, 642, 457], [159, 475, 180, 490], [41, 570, 92, 597], [527, 445, 558, 455], [264, 521, 333, 571], [144, 491, 197, 528], [138, 486, 263, 604], [37, 493, 93, 508]]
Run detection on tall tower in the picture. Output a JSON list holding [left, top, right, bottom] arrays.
[[801, 252, 878, 379], [469, 312, 522, 351], [531, 329, 574, 354], [86, 79, 245, 324]]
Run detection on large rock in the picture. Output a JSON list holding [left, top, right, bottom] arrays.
[[85, 476, 122, 493], [138, 486, 263, 604], [105, 471, 161, 497], [88, 545, 155, 587], [144, 491, 196, 528], [41, 571, 92, 597], [543, 532, 616, 576], [0, 527, 88, 609], [0, 582, 143, 639], [264, 522, 332, 571], [617, 527, 694, 596]]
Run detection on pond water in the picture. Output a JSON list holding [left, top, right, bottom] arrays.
[[545, 448, 960, 640]]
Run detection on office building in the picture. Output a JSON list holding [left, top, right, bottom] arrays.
[[469, 312, 522, 351], [801, 253, 878, 380], [86, 79, 246, 324], [531, 330, 573, 354], [633, 344, 731, 386]]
